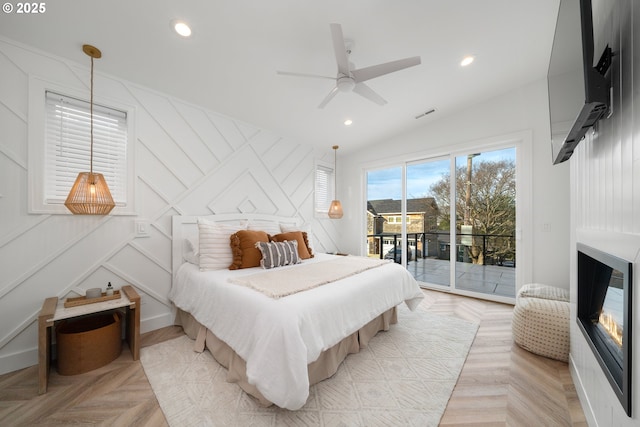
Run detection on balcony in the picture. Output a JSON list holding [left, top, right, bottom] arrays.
[[367, 231, 516, 298]]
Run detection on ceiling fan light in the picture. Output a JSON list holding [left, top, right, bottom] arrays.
[[336, 76, 355, 92]]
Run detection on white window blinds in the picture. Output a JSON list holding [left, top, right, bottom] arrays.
[[44, 91, 128, 205], [315, 164, 334, 213]]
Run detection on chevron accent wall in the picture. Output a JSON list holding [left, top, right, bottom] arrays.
[[0, 37, 340, 374]]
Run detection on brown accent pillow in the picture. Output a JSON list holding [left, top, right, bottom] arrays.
[[271, 231, 314, 259], [229, 230, 270, 270]]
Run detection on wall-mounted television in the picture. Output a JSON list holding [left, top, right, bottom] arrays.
[[547, 0, 611, 165]]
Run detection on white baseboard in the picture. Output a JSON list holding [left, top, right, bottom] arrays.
[[141, 312, 175, 334], [0, 348, 38, 376], [569, 353, 598, 427]]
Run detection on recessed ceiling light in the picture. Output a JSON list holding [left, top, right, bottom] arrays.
[[173, 21, 192, 37], [344, 119, 353, 126], [460, 55, 475, 67]]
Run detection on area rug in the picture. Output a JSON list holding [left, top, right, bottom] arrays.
[[140, 304, 478, 426]]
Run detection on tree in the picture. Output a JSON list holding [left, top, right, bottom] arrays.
[[430, 158, 516, 264]]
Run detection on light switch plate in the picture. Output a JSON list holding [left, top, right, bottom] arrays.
[[135, 220, 151, 237]]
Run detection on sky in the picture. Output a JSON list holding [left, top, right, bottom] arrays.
[[367, 147, 516, 200]]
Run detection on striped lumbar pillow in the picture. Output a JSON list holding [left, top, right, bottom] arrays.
[[198, 219, 246, 271], [256, 240, 300, 269]]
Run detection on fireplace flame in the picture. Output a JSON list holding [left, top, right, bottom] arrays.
[[598, 311, 623, 348]]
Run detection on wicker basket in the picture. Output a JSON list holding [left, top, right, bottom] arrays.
[[56, 312, 122, 375]]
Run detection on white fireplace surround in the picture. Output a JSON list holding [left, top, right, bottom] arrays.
[[571, 229, 640, 425]]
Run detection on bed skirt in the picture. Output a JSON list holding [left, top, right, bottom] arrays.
[[174, 306, 398, 407]]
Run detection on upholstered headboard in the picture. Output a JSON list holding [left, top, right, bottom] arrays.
[[171, 213, 303, 282]]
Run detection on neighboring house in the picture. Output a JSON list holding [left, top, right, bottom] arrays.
[[366, 198, 439, 258]]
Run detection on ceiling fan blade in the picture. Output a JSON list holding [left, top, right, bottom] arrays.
[[318, 86, 339, 109], [351, 56, 421, 83], [330, 23, 350, 76], [276, 70, 335, 80], [353, 82, 387, 106]]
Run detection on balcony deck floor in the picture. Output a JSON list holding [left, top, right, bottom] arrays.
[[404, 257, 516, 298]]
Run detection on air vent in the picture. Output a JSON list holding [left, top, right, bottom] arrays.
[[415, 109, 436, 119]]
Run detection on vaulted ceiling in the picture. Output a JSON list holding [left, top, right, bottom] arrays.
[[0, 0, 560, 153]]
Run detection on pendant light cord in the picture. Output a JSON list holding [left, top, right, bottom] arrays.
[[89, 55, 94, 176], [333, 145, 338, 198]]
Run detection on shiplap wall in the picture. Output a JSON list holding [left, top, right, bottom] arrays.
[[0, 37, 340, 374], [569, 0, 640, 424]]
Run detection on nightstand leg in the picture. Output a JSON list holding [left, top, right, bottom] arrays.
[[38, 297, 58, 394], [122, 285, 140, 360]]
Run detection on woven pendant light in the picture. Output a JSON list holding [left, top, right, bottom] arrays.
[[65, 45, 115, 215], [328, 145, 343, 219]]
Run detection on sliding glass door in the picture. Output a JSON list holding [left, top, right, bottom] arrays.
[[405, 158, 451, 288], [365, 167, 404, 263], [452, 148, 516, 298], [365, 146, 518, 301]]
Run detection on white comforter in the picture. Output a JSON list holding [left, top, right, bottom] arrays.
[[168, 253, 424, 410]]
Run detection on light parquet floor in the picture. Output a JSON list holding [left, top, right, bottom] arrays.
[[0, 291, 587, 426], [423, 290, 588, 427]]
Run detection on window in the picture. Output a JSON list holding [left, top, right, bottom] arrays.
[[314, 161, 334, 216], [45, 91, 127, 204], [387, 216, 410, 224], [28, 77, 135, 214]]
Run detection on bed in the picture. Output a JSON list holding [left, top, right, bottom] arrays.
[[169, 214, 424, 410]]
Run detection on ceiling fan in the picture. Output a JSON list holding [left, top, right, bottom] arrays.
[[277, 23, 421, 108]]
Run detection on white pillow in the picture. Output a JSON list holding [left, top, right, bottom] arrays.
[[247, 220, 281, 236], [198, 218, 246, 271], [183, 238, 199, 265], [280, 223, 315, 253]]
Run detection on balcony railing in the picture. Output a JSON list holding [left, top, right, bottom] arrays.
[[367, 231, 515, 267]]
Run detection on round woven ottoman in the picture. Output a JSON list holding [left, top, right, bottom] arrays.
[[512, 284, 570, 362]]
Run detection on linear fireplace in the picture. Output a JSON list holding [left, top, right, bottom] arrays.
[[577, 243, 633, 416]]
